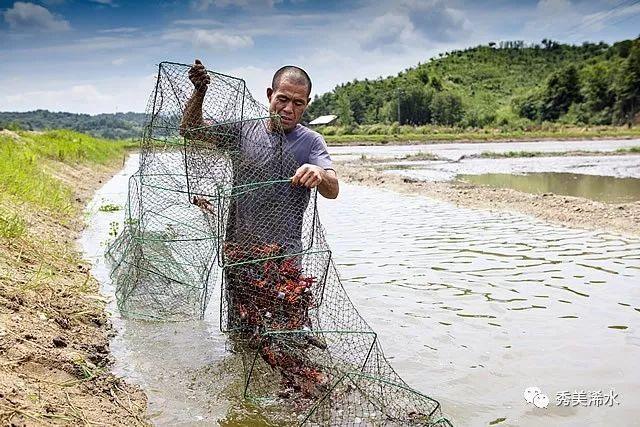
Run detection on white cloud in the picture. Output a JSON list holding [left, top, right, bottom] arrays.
[[111, 57, 125, 65], [5, 84, 113, 112], [191, 0, 282, 11], [163, 29, 254, 50], [98, 27, 138, 34], [403, 0, 471, 42], [3, 1, 71, 32], [0, 76, 156, 114], [221, 65, 272, 107], [359, 13, 415, 50], [576, 1, 640, 34], [536, 0, 573, 15], [357, 0, 471, 50], [522, 0, 584, 38], [90, 0, 117, 6]]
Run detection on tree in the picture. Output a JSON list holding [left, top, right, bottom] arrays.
[[581, 62, 615, 123], [613, 40, 640, 125], [431, 92, 464, 126], [415, 67, 430, 85], [541, 65, 582, 121], [336, 93, 354, 126], [396, 85, 435, 125], [514, 91, 543, 121]]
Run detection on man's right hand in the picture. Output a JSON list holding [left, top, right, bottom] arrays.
[[188, 59, 210, 93]]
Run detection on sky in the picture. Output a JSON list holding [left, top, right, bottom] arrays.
[[0, 0, 638, 114]]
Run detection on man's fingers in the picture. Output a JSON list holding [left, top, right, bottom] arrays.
[[305, 175, 321, 188], [291, 165, 323, 188], [291, 166, 307, 185], [300, 170, 321, 187], [298, 169, 314, 186], [306, 176, 320, 188]]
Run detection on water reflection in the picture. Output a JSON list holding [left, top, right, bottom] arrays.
[[318, 184, 639, 426], [458, 172, 640, 203]]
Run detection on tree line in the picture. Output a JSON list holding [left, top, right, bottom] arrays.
[[0, 110, 146, 139]]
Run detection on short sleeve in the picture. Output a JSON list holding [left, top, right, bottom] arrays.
[[309, 135, 333, 170]]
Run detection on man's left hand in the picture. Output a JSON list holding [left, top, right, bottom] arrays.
[[291, 164, 324, 188]]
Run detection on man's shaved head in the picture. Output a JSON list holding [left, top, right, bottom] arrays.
[[272, 65, 312, 97]]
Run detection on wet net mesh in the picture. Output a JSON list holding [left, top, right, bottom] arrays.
[[106, 61, 452, 426]]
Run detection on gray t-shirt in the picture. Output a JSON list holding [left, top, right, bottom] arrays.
[[284, 124, 333, 171], [224, 122, 332, 254]]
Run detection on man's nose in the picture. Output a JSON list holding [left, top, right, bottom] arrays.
[[282, 101, 294, 113]]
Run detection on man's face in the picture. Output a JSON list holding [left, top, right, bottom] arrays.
[[267, 78, 310, 132]]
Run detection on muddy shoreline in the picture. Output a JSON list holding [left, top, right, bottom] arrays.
[[0, 158, 148, 425], [335, 162, 640, 237]]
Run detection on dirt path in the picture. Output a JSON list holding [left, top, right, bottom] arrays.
[[0, 159, 148, 426], [335, 162, 640, 237]]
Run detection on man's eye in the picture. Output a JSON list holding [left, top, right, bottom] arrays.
[[277, 96, 287, 102]]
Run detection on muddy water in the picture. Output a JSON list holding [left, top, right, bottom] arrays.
[[458, 172, 640, 203], [80, 155, 639, 426], [381, 154, 640, 181], [318, 186, 639, 427], [78, 155, 253, 426]]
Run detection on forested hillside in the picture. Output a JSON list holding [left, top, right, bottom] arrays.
[[0, 110, 146, 139], [306, 37, 640, 128]]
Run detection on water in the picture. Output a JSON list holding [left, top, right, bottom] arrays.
[[319, 187, 639, 426], [80, 154, 640, 426], [78, 155, 255, 425], [381, 154, 640, 182], [458, 172, 640, 203]]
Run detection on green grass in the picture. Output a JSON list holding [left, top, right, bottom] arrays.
[[98, 203, 122, 212], [480, 150, 547, 158], [28, 129, 136, 164], [479, 145, 640, 158], [616, 146, 640, 153], [322, 126, 640, 145], [0, 206, 26, 238], [0, 130, 133, 217]]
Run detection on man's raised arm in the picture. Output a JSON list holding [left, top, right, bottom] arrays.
[[180, 59, 211, 140]]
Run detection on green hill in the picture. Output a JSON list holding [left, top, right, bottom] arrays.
[[306, 38, 640, 128], [0, 110, 146, 139]]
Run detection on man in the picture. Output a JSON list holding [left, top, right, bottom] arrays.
[[180, 60, 338, 333], [181, 59, 338, 199]]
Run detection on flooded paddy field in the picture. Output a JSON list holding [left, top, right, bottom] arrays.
[[330, 138, 640, 162], [378, 154, 640, 203], [458, 172, 640, 203], [319, 185, 639, 426], [381, 154, 640, 182], [81, 153, 639, 426]]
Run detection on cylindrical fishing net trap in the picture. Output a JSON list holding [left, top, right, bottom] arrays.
[[106, 61, 453, 426]]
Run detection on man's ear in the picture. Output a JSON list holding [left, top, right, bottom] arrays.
[[267, 87, 273, 102]]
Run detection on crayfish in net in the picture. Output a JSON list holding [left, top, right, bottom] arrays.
[[224, 242, 330, 396]]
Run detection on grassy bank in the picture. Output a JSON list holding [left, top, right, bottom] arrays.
[[477, 146, 640, 159], [0, 130, 134, 229], [319, 125, 640, 145], [0, 130, 146, 425]]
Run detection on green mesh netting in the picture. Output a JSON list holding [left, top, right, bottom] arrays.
[[106, 61, 453, 426]]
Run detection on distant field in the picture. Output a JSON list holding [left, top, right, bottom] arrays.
[[321, 125, 640, 145]]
